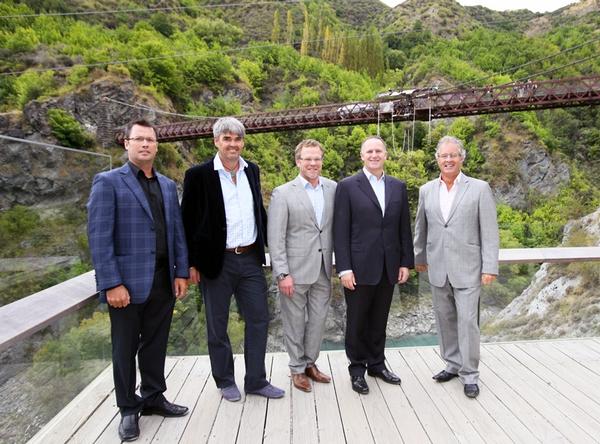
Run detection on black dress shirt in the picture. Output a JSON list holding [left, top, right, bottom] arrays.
[[129, 162, 168, 262]]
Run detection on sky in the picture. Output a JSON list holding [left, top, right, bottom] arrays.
[[379, 0, 577, 13]]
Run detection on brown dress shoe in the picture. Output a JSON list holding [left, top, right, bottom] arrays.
[[292, 373, 312, 392], [305, 365, 331, 383]]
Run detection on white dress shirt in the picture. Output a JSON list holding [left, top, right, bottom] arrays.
[[214, 154, 257, 248], [438, 171, 464, 222], [363, 167, 385, 216], [298, 175, 324, 227]]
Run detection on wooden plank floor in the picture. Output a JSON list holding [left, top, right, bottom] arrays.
[[29, 338, 600, 444]]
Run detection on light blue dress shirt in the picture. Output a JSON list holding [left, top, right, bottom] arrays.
[[298, 175, 324, 227], [363, 167, 385, 216]]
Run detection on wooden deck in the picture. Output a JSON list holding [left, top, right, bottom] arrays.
[[29, 338, 600, 443]]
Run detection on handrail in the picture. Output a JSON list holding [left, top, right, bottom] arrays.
[[1, 246, 599, 353]]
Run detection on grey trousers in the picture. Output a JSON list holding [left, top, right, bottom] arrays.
[[431, 278, 481, 385], [280, 264, 331, 374]]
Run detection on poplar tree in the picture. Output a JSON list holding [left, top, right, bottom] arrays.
[[286, 10, 294, 46], [300, 4, 310, 56], [271, 10, 281, 44]]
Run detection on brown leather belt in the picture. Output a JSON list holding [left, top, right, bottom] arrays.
[[225, 243, 255, 255]]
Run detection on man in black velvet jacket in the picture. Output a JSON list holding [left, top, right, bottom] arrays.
[[181, 116, 284, 401]]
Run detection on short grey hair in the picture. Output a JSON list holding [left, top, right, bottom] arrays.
[[360, 135, 387, 153], [212, 117, 245, 138], [436, 135, 466, 159]]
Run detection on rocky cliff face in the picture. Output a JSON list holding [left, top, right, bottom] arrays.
[[491, 139, 570, 210], [0, 77, 167, 211], [482, 207, 600, 341]]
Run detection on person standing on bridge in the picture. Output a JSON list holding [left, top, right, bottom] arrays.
[[87, 119, 190, 442], [333, 136, 414, 395], [413, 135, 499, 399], [181, 116, 284, 402], [267, 139, 337, 393]]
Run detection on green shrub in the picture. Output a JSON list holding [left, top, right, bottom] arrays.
[[14, 70, 55, 108], [47, 108, 95, 149], [0, 205, 39, 240]]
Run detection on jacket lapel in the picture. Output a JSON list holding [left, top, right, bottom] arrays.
[[120, 164, 153, 221], [357, 172, 382, 214], [292, 176, 318, 227], [157, 174, 171, 227], [321, 180, 335, 228], [446, 175, 470, 223]]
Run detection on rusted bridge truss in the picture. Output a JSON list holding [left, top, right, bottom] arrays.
[[118, 75, 600, 143]]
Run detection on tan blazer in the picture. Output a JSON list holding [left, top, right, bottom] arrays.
[[268, 176, 336, 284]]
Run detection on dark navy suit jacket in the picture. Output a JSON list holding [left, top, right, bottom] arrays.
[[87, 163, 189, 304], [333, 171, 414, 285]]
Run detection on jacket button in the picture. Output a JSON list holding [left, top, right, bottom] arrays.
[[150, 250, 155, 254], [318, 248, 322, 252], [444, 224, 448, 228]]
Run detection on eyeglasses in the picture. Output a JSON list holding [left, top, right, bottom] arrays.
[[126, 137, 157, 144], [436, 153, 462, 159], [299, 157, 323, 163]]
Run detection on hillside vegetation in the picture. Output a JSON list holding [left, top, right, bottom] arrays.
[[0, 2, 599, 440]]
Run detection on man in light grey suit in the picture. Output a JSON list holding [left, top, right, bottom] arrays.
[[414, 135, 499, 399], [268, 139, 336, 393]]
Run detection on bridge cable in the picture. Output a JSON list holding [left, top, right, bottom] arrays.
[[437, 34, 600, 94]]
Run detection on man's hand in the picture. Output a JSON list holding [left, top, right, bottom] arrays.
[[188, 266, 201, 285], [278, 275, 294, 298], [415, 264, 428, 273], [398, 267, 410, 284], [107, 285, 130, 308], [174, 278, 188, 300], [340, 272, 356, 291], [481, 273, 497, 285]]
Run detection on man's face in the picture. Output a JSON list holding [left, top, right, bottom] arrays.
[[214, 132, 244, 164], [360, 139, 387, 174], [436, 142, 464, 178], [296, 145, 323, 184], [124, 124, 158, 166]]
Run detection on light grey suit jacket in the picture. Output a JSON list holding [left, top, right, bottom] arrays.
[[414, 173, 499, 288], [268, 176, 337, 284]]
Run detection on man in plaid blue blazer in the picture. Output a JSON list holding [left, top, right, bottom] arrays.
[[87, 119, 189, 442]]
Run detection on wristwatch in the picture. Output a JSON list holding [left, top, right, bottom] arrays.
[[276, 273, 289, 281]]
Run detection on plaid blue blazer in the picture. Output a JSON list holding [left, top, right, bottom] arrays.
[[87, 164, 189, 304]]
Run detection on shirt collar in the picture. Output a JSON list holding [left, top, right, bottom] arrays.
[[298, 174, 322, 189], [363, 167, 385, 182], [438, 171, 464, 185], [214, 154, 248, 172], [128, 161, 156, 179]]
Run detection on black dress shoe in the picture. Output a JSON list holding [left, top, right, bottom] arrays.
[[118, 413, 140, 442], [432, 370, 459, 383], [464, 384, 480, 398], [368, 369, 401, 385], [141, 399, 189, 417], [351, 376, 369, 394]]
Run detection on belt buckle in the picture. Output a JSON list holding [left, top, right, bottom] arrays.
[[234, 246, 242, 255]]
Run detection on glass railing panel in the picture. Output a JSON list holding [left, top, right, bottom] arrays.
[[0, 302, 111, 444], [0, 140, 111, 308]]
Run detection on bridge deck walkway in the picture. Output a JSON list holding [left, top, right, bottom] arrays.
[[29, 338, 600, 443]]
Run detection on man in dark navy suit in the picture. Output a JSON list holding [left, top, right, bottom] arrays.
[[333, 136, 414, 394], [87, 119, 189, 441], [181, 117, 284, 402]]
